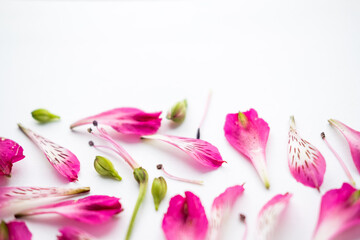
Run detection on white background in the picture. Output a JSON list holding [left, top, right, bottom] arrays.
[[1, 0, 360, 239]]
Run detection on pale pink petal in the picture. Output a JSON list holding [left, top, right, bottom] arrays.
[[15, 195, 123, 224], [329, 119, 360, 174], [207, 185, 245, 240], [142, 134, 225, 169], [6, 221, 32, 240], [313, 183, 360, 240], [0, 186, 90, 210], [58, 226, 94, 240], [224, 109, 270, 188], [288, 116, 326, 190], [70, 108, 162, 136], [162, 191, 208, 240], [256, 193, 292, 240], [18, 124, 80, 182], [0, 137, 25, 176]]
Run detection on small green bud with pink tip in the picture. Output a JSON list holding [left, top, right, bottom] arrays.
[[94, 156, 122, 181], [166, 99, 187, 124], [151, 176, 167, 211], [31, 109, 60, 123]]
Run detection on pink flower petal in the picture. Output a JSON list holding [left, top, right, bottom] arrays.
[[288, 116, 326, 190], [142, 134, 225, 169], [0, 137, 25, 176], [256, 193, 292, 240], [0, 220, 32, 240], [18, 124, 80, 182], [208, 185, 245, 240], [70, 108, 162, 136], [15, 195, 123, 224], [0, 186, 90, 210], [162, 191, 208, 240], [224, 109, 270, 188], [329, 119, 360, 174], [313, 183, 360, 240], [57, 226, 94, 240]]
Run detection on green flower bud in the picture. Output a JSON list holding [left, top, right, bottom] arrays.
[[151, 176, 167, 211], [31, 109, 60, 123], [133, 167, 148, 184], [0, 221, 9, 240], [238, 111, 249, 128], [166, 99, 187, 124], [94, 156, 122, 181]]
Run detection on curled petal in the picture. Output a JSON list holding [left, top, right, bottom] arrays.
[[18, 124, 80, 182], [57, 226, 94, 240], [15, 195, 123, 224], [0, 137, 25, 176], [162, 192, 208, 240], [207, 185, 245, 240], [142, 135, 225, 169], [313, 183, 360, 240], [329, 119, 360, 174], [256, 193, 292, 240], [224, 109, 270, 188], [70, 108, 162, 136], [288, 116, 326, 190], [0, 220, 32, 240]]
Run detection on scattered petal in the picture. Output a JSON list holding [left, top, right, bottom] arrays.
[[162, 192, 208, 240], [0, 220, 32, 240], [224, 109, 270, 188], [18, 124, 80, 182], [57, 226, 94, 240], [0, 137, 25, 177], [288, 116, 326, 190], [142, 134, 225, 169], [70, 108, 162, 136], [256, 193, 292, 240], [15, 195, 122, 224], [207, 185, 245, 240]]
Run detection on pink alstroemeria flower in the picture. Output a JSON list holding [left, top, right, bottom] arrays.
[[288, 116, 326, 190], [18, 124, 80, 182], [207, 185, 245, 240], [162, 192, 209, 240], [70, 108, 162, 136], [256, 193, 292, 240], [0, 220, 32, 240], [0, 186, 90, 210], [142, 134, 225, 169], [0, 137, 25, 177], [57, 226, 94, 240], [224, 109, 270, 188], [329, 119, 360, 174], [313, 183, 360, 240], [15, 195, 123, 224]]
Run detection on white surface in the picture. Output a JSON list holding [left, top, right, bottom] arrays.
[[1, 0, 360, 239]]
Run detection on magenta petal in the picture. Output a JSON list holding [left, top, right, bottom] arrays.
[[142, 135, 225, 169], [256, 193, 292, 240], [0, 137, 25, 176], [288, 117, 326, 190], [16, 195, 122, 224], [18, 124, 80, 182], [329, 119, 360, 174], [162, 192, 208, 240], [57, 226, 94, 240], [208, 185, 245, 240], [5, 221, 32, 240], [70, 108, 162, 136], [313, 183, 360, 240], [224, 109, 270, 188]]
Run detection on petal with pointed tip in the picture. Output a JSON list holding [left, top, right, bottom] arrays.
[[288, 117, 326, 189], [0, 137, 25, 176], [57, 226, 94, 240], [70, 108, 162, 136], [162, 192, 208, 240], [256, 193, 292, 240], [18, 124, 80, 182], [224, 109, 270, 188]]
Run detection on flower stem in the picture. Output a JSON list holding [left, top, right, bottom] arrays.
[[157, 164, 203, 185], [197, 90, 212, 139], [321, 132, 356, 186]]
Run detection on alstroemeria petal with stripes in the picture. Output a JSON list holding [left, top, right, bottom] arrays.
[[0, 137, 25, 177], [57, 226, 94, 240], [288, 116, 326, 190], [18, 124, 80, 182]]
